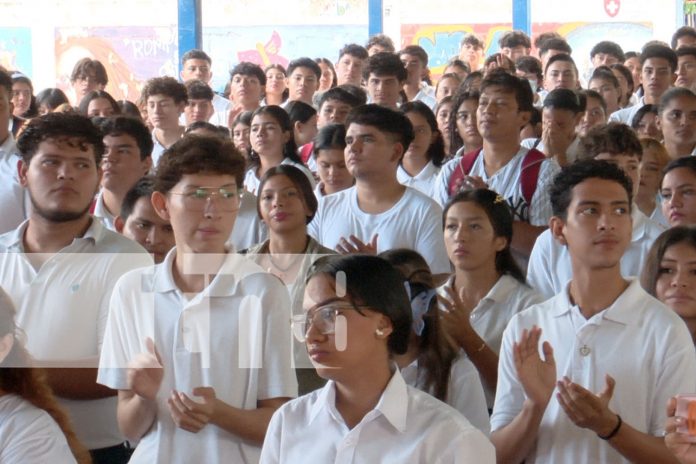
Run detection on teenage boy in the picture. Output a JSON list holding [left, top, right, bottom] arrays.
[[182, 79, 216, 127], [364, 53, 407, 110], [115, 176, 174, 264], [459, 34, 485, 71], [435, 70, 560, 257], [180, 49, 231, 114], [228, 62, 265, 113], [543, 54, 580, 93], [590, 41, 625, 68], [93, 116, 153, 230], [98, 135, 297, 463], [538, 38, 573, 71], [142, 76, 187, 166], [672, 26, 696, 50], [336, 44, 369, 87], [366, 34, 395, 56], [285, 57, 321, 106], [399, 45, 436, 109], [308, 104, 450, 275], [0, 69, 27, 233], [70, 57, 108, 104], [491, 159, 696, 464], [610, 44, 677, 124], [0, 112, 150, 463], [499, 31, 532, 62], [676, 47, 696, 92], [527, 123, 664, 299], [657, 87, 696, 158]]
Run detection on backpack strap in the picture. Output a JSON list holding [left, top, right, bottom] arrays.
[[447, 149, 482, 196], [520, 148, 546, 206]]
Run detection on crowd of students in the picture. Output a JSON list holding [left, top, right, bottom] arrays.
[[3, 25, 696, 464]]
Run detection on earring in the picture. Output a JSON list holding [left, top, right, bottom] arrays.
[[375, 328, 385, 337]]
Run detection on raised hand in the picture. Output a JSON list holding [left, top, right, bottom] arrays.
[[335, 234, 378, 255], [167, 386, 218, 434], [513, 326, 556, 408], [556, 374, 619, 436], [127, 337, 164, 401], [439, 285, 475, 348], [666, 396, 696, 463]]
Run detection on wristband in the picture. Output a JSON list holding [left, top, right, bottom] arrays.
[[598, 414, 622, 440]]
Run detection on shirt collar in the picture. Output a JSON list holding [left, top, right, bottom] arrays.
[[550, 278, 639, 325], [0, 217, 103, 251], [481, 274, 519, 304]]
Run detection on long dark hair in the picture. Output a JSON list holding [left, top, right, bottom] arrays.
[[443, 189, 526, 284], [379, 249, 458, 401], [641, 226, 696, 296], [447, 90, 480, 155], [249, 105, 301, 171], [400, 101, 446, 167]]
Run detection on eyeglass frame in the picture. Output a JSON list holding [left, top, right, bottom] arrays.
[[291, 297, 371, 343], [168, 186, 244, 212]]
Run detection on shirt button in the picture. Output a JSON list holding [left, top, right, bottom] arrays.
[[579, 345, 591, 356]]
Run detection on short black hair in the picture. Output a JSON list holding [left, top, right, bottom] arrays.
[[539, 38, 572, 57], [499, 30, 531, 49], [580, 89, 607, 113], [339, 43, 369, 60], [318, 86, 364, 109], [677, 46, 696, 61], [543, 88, 583, 113], [534, 32, 563, 50], [97, 116, 153, 160], [181, 49, 212, 65], [631, 104, 658, 129], [141, 76, 188, 104], [17, 112, 105, 164], [658, 87, 696, 115], [363, 52, 407, 82], [550, 159, 633, 220], [609, 63, 635, 92], [544, 53, 578, 76], [580, 122, 642, 160], [365, 34, 395, 53], [663, 155, 696, 180], [184, 79, 214, 101], [590, 66, 620, 90], [313, 123, 347, 158], [399, 45, 429, 67], [515, 56, 543, 80], [445, 58, 471, 74], [230, 62, 267, 86], [460, 34, 484, 50], [78, 90, 120, 116], [184, 121, 230, 139], [346, 104, 414, 154], [256, 164, 318, 223], [590, 41, 625, 62], [305, 254, 412, 355], [285, 100, 317, 125], [120, 175, 155, 220], [672, 26, 696, 49], [286, 57, 322, 80], [250, 105, 301, 165], [640, 44, 678, 71], [35, 88, 69, 112], [334, 84, 367, 105], [480, 68, 534, 112]]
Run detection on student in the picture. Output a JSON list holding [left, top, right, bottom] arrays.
[[78, 90, 119, 118], [381, 248, 490, 434], [437, 189, 542, 408], [657, 87, 696, 158], [264, 64, 288, 106], [366, 34, 395, 56], [635, 138, 669, 224], [610, 44, 677, 124], [435, 96, 455, 156], [397, 101, 445, 198], [0, 112, 150, 463], [35, 88, 70, 115], [459, 34, 485, 72], [364, 52, 407, 110], [521, 88, 584, 166], [576, 89, 607, 137], [285, 58, 321, 106], [315, 85, 364, 129], [676, 47, 696, 92], [10, 72, 36, 119], [527, 123, 664, 299], [543, 54, 580, 93], [631, 104, 661, 139], [180, 49, 231, 116], [308, 104, 450, 274], [335, 43, 368, 87], [231, 110, 253, 161], [610, 63, 636, 108], [589, 66, 622, 115], [660, 156, 696, 227], [434, 70, 559, 258], [312, 123, 354, 198], [315, 57, 336, 94], [499, 31, 532, 62], [114, 176, 174, 264], [0, 70, 27, 234], [399, 45, 437, 109], [623, 52, 643, 99], [141, 76, 187, 167], [284, 100, 317, 147], [435, 72, 462, 102], [491, 159, 696, 464], [515, 55, 544, 105], [184, 121, 229, 138], [0, 288, 90, 464], [672, 25, 696, 50], [93, 116, 153, 231], [70, 58, 108, 105], [641, 226, 696, 343], [260, 254, 495, 463], [443, 58, 471, 80], [590, 41, 625, 68], [228, 62, 265, 114], [538, 37, 573, 72], [182, 79, 216, 127], [446, 90, 483, 159], [245, 105, 314, 195], [483, 53, 516, 76]]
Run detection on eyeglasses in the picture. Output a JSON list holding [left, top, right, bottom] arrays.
[[169, 187, 243, 212], [291, 300, 368, 343]]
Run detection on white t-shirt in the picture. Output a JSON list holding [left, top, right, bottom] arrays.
[[0, 219, 151, 449], [438, 274, 543, 407], [0, 394, 76, 464], [98, 248, 298, 464], [396, 161, 440, 200], [527, 209, 665, 299], [521, 137, 582, 165], [413, 83, 437, 110], [243, 159, 316, 196], [400, 353, 490, 435], [260, 368, 495, 464], [0, 135, 28, 234], [491, 279, 696, 464], [433, 147, 560, 226], [228, 190, 267, 252], [308, 186, 451, 274]]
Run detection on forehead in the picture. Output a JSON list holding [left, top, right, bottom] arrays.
[[346, 123, 387, 137], [663, 95, 696, 110], [543, 107, 575, 119], [664, 167, 696, 183], [446, 200, 488, 219], [147, 95, 175, 104], [184, 59, 210, 68], [303, 273, 338, 307], [316, 148, 345, 160], [679, 54, 696, 63], [262, 174, 296, 190], [340, 54, 363, 62], [35, 137, 97, 158], [595, 151, 640, 162], [368, 74, 399, 82], [251, 113, 280, 125], [289, 67, 316, 77], [232, 73, 259, 80], [547, 60, 576, 72], [589, 76, 613, 86], [104, 133, 138, 146], [480, 86, 516, 100], [129, 196, 162, 220], [174, 173, 237, 189], [570, 177, 629, 203], [643, 57, 671, 68], [322, 99, 350, 109]]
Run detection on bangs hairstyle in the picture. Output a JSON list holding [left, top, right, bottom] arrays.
[[70, 58, 108, 85], [17, 112, 105, 164], [78, 90, 120, 116], [662, 156, 696, 183], [120, 175, 156, 220], [631, 104, 658, 129], [141, 76, 188, 104], [250, 105, 301, 164], [641, 227, 696, 296], [35, 88, 69, 112], [550, 159, 633, 220], [305, 254, 412, 355], [579, 122, 642, 161], [400, 101, 445, 167], [318, 86, 364, 109], [256, 164, 318, 223], [480, 69, 533, 112], [346, 104, 414, 154], [96, 115, 154, 160], [185, 79, 214, 101], [442, 189, 525, 284], [230, 62, 267, 86], [285, 100, 317, 125], [658, 87, 696, 115], [313, 123, 347, 158], [153, 135, 245, 193], [639, 137, 670, 170], [363, 52, 407, 82]]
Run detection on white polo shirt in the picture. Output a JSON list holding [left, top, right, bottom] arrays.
[[92, 191, 117, 232], [0, 219, 150, 449], [438, 274, 543, 406], [260, 368, 495, 464], [401, 353, 490, 435], [396, 161, 440, 200], [98, 248, 298, 464], [491, 279, 696, 464], [308, 186, 451, 275], [433, 147, 560, 227], [0, 394, 76, 464], [0, 135, 27, 234], [527, 209, 665, 299], [243, 159, 316, 196]]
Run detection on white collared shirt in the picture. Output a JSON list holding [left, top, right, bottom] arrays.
[[150, 131, 167, 169], [243, 159, 316, 195], [396, 161, 440, 199], [308, 186, 451, 274], [0, 135, 27, 234], [92, 191, 117, 231], [412, 82, 437, 110], [0, 218, 150, 449], [608, 96, 646, 124], [491, 279, 696, 464], [260, 368, 495, 464], [227, 190, 267, 252], [527, 208, 665, 299], [98, 248, 298, 464]]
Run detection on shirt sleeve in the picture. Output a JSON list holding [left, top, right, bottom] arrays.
[[438, 427, 496, 464], [490, 315, 528, 432], [434, 160, 456, 208], [526, 231, 557, 300], [448, 356, 491, 435], [528, 159, 559, 227], [415, 200, 451, 275], [259, 407, 283, 464], [1, 408, 77, 464]]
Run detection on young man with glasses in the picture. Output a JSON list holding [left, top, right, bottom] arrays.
[[98, 135, 297, 463]]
